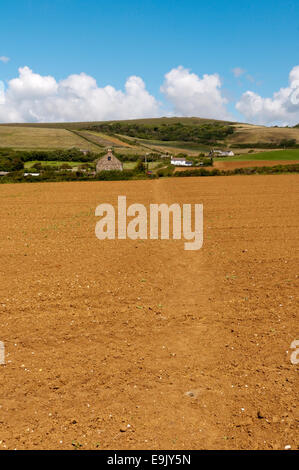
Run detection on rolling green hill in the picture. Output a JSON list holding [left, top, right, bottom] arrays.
[[1, 117, 299, 156]]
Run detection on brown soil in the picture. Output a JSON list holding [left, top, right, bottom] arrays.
[[174, 160, 299, 172], [214, 160, 299, 170], [0, 176, 298, 450]]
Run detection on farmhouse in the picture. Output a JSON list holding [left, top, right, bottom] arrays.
[[209, 149, 235, 157], [171, 156, 193, 167], [96, 149, 123, 172]]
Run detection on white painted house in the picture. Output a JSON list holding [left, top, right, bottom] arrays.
[[209, 150, 234, 157], [170, 157, 193, 167]]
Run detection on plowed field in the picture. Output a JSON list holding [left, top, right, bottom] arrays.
[[0, 175, 298, 450]]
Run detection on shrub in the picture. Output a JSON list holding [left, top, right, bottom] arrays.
[[60, 163, 73, 170], [156, 165, 175, 177], [0, 155, 24, 172], [14, 148, 101, 163]]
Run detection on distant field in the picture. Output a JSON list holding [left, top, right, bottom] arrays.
[[84, 131, 133, 147], [134, 138, 210, 152], [230, 123, 299, 144], [215, 149, 299, 161], [145, 144, 207, 157], [123, 162, 137, 170], [0, 126, 100, 151], [74, 130, 129, 149]]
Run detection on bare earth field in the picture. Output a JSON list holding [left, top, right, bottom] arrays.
[[214, 160, 299, 170], [0, 175, 298, 450], [174, 160, 299, 172]]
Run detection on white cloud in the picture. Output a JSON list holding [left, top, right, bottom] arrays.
[[0, 65, 233, 123], [232, 67, 245, 78], [2, 64, 299, 126], [0, 56, 10, 63], [236, 65, 299, 125], [8, 66, 58, 99], [160, 66, 231, 120], [0, 66, 160, 123], [0, 81, 4, 105]]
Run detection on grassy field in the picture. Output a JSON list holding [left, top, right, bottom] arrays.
[[123, 162, 137, 170], [84, 130, 133, 147], [231, 123, 299, 144], [0, 126, 100, 151], [132, 138, 211, 152], [216, 149, 299, 161]]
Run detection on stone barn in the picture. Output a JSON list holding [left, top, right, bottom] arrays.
[[96, 149, 123, 172]]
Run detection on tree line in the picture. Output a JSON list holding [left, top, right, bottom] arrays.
[[0, 147, 101, 172], [80, 121, 234, 144]]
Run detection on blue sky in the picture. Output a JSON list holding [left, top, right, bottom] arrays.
[[1, 0, 299, 124]]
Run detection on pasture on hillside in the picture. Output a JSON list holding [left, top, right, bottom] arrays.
[[0, 126, 100, 151]]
